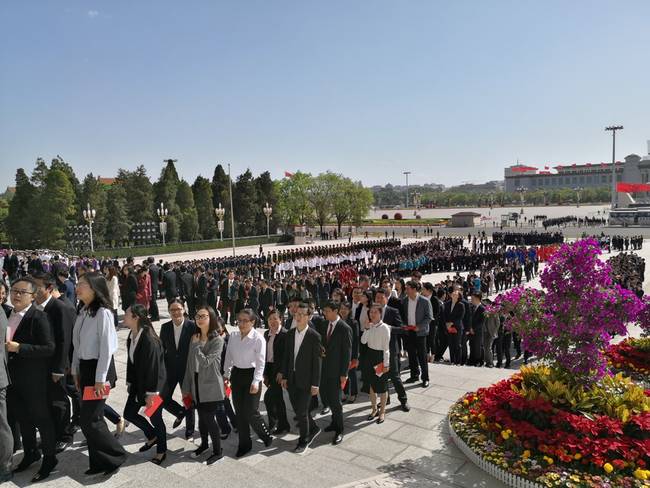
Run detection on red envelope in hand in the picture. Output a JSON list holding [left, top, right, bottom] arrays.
[[374, 362, 385, 376], [82, 385, 110, 401], [403, 325, 418, 332], [340, 377, 347, 390], [144, 394, 163, 418], [447, 326, 458, 334], [182, 393, 193, 409], [225, 385, 232, 398], [348, 359, 359, 370]]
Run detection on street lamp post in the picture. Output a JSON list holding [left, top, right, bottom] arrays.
[[605, 125, 623, 209], [214, 203, 225, 242], [516, 186, 528, 215], [573, 187, 583, 207], [403, 171, 411, 208], [156, 202, 168, 246], [82, 203, 96, 252], [263, 202, 273, 239], [228, 163, 236, 257]]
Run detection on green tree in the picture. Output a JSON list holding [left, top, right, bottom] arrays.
[[254, 171, 277, 235], [308, 172, 338, 233], [176, 180, 199, 240], [232, 170, 258, 236], [275, 172, 313, 229], [211, 164, 229, 209], [30, 158, 49, 188], [80, 174, 108, 246], [6, 169, 38, 248], [348, 182, 374, 227], [105, 184, 131, 247], [0, 196, 9, 244], [192, 176, 216, 239], [332, 178, 355, 233], [115, 165, 154, 223], [40, 169, 77, 248], [154, 160, 182, 242]]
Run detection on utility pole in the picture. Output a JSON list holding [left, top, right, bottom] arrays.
[[605, 125, 623, 209], [403, 171, 411, 208], [228, 163, 236, 257]]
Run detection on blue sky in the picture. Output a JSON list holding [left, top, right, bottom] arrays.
[[1, 0, 649, 189]]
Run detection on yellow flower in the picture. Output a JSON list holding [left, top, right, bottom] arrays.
[[573, 453, 582, 460], [603, 463, 613, 474], [463, 399, 469, 406], [543, 456, 554, 465], [633, 468, 649, 480], [522, 450, 531, 459], [501, 430, 510, 440]]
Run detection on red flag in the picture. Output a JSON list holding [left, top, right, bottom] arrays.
[[511, 165, 537, 172], [617, 182, 650, 193], [284, 171, 294, 178]]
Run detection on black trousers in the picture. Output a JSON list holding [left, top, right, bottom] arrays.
[[320, 376, 343, 434], [48, 377, 72, 442], [263, 367, 289, 430], [8, 380, 56, 457], [230, 367, 270, 449], [287, 383, 317, 443], [123, 393, 167, 454], [434, 323, 448, 361], [78, 360, 127, 471], [405, 333, 429, 381], [162, 378, 195, 433], [149, 294, 160, 321], [467, 329, 484, 366], [448, 328, 463, 365], [194, 373, 221, 453], [388, 348, 407, 403]]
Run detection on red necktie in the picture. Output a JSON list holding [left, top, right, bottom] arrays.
[[327, 322, 334, 341]]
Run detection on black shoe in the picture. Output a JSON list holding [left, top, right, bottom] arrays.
[[505, 362, 511, 368], [272, 426, 289, 436], [404, 377, 418, 384], [14, 451, 41, 472], [206, 450, 223, 465], [31, 456, 58, 483], [323, 424, 336, 433], [103, 466, 120, 477], [173, 414, 185, 429], [386, 396, 391, 405], [400, 402, 411, 412], [236, 445, 252, 458], [306, 428, 321, 447], [139, 438, 158, 452], [263, 436, 274, 448], [293, 442, 307, 453], [320, 407, 330, 415], [85, 467, 104, 476], [185, 430, 195, 440], [421, 381, 430, 388], [0, 471, 12, 483], [332, 433, 343, 445], [150, 453, 166, 466], [495, 362, 502, 368], [55, 440, 72, 454], [191, 443, 209, 458]]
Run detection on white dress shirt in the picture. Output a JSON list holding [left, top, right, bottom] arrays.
[[173, 319, 184, 349], [293, 326, 308, 371], [407, 296, 418, 326], [71, 307, 118, 383], [361, 321, 391, 368], [128, 329, 142, 363], [223, 328, 266, 386], [35, 295, 52, 311]]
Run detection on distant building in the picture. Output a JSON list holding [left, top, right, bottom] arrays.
[[449, 211, 481, 227], [503, 142, 650, 193]]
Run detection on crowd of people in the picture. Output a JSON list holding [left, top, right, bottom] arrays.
[[541, 215, 608, 229], [609, 252, 646, 297], [610, 235, 644, 252], [492, 231, 564, 246]]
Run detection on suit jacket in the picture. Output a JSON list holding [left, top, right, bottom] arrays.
[[149, 264, 161, 293], [7, 306, 55, 393], [2, 254, 18, 278], [443, 300, 465, 331], [180, 273, 195, 302], [247, 286, 259, 312], [195, 274, 208, 304], [126, 331, 166, 405], [344, 317, 360, 360], [274, 288, 289, 308], [470, 303, 485, 335], [182, 335, 225, 403], [259, 287, 275, 312], [160, 319, 197, 385], [43, 296, 76, 375], [400, 295, 434, 336], [315, 318, 352, 379], [162, 270, 178, 299], [0, 307, 9, 388], [263, 327, 287, 377], [381, 305, 403, 354], [282, 326, 321, 390]]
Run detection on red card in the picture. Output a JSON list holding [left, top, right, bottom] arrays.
[[447, 326, 458, 334], [403, 325, 417, 331], [82, 385, 110, 401], [340, 377, 347, 390], [182, 393, 193, 409], [144, 394, 163, 418], [374, 362, 385, 375], [348, 359, 359, 370], [225, 386, 232, 398]]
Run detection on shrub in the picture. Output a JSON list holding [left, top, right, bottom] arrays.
[[381, 214, 389, 220], [394, 213, 403, 220]]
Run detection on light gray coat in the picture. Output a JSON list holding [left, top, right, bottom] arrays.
[[182, 335, 225, 403], [0, 306, 13, 474], [0, 307, 8, 389]]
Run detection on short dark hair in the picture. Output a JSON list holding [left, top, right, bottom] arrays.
[[471, 292, 482, 300], [12, 276, 37, 294], [405, 280, 420, 291], [322, 301, 340, 312], [32, 272, 56, 288]]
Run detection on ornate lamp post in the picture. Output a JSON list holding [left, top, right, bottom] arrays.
[[82, 203, 96, 252], [573, 186, 583, 207], [156, 202, 168, 246], [263, 202, 273, 239], [516, 186, 528, 215], [214, 203, 225, 242]]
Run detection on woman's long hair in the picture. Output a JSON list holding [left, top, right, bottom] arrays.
[[129, 303, 161, 342], [81, 272, 113, 316]]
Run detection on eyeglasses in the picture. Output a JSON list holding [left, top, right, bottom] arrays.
[[10, 288, 34, 297], [238, 318, 252, 324], [195, 314, 209, 320], [169, 307, 184, 313]]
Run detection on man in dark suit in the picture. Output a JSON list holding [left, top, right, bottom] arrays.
[[193, 266, 208, 309], [219, 271, 238, 325], [162, 264, 178, 304], [33, 273, 76, 453], [315, 302, 352, 445], [263, 310, 290, 434], [259, 280, 275, 321], [0, 303, 12, 482], [147, 257, 161, 321], [280, 301, 322, 453], [159, 299, 196, 438], [2, 249, 19, 283], [459, 290, 472, 365], [443, 288, 465, 365], [401, 281, 433, 388], [5, 277, 57, 482], [180, 266, 195, 318], [374, 289, 410, 411], [468, 292, 486, 366], [274, 281, 289, 318]]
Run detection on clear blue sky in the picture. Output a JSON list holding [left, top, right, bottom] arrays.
[[1, 0, 649, 189]]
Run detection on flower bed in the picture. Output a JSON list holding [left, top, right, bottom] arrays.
[[606, 337, 650, 387], [448, 365, 650, 487]]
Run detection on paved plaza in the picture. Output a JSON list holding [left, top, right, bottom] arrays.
[[5, 234, 649, 488]]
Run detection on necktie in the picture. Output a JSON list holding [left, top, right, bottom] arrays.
[[327, 322, 334, 341]]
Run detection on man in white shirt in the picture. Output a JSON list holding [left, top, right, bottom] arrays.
[[401, 281, 433, 388]]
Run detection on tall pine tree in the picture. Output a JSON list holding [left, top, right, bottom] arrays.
[[153, 160, 181, 242], [105, 184, 130, 247], [40, 169, 76, 249], [192, 176, 216, 239], [115, 165, 154, 223], [233, 169, 257, 237], [176, 179, 199, 240], [6, 168, 38, 248]]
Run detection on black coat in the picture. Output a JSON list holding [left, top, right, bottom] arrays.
[[43, 296, 76, 375], [162, 270, 178, 299], [315, 318, 352, 379], [470, 303, 485, 334], [160, 319, 196, 385], [343, 317, 360, 360], [381, 305, 403, 355], [126, 331, 167, 405], [149, 264, 161, 293], [443, 300, 465, 329], [259, 287, 274, 312], [263, 327, 287, 377], [282, 327, 321, 390], [7, 306, 55, 394], [180, 273, 195, 303], [2, 254, 18, 278]]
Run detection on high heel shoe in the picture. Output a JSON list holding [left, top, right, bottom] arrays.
[[376, 414, 386, 424], [114, 418, 127, 438], [367, 409, 378, 421], [139, 438, 158, 452], [150, 453, 166, 465]]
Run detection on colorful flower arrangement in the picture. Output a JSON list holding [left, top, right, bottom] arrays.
[[449, 366, 650, 487], [606, 337, 650, 386]]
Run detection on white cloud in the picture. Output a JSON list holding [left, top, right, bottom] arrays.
[[88, 10, 99, 18]]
